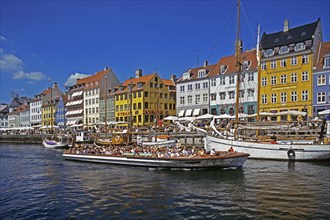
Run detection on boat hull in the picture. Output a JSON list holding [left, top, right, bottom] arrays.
[[42, 140, 69, 149], [205, 134, 330, 161], [62, 152, 249, 170]]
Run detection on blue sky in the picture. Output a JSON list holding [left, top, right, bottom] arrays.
[[1, 0, 329, 103]]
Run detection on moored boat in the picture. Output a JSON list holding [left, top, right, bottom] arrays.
[[42, 135, 70, 149]]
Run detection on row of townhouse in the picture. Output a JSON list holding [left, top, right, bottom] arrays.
[[176, 18, 330, 122]]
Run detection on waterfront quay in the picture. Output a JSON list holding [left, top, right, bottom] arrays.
[[0, 131, 205, 146]]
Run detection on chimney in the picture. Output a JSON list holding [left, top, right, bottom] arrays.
[[283, 19, 289, 32], [135, 69, 142, 78], [104, 66, 109, 71], [171, 75, 177, 82], [204, 60, 208, 67], [53, 82, 58, 88]]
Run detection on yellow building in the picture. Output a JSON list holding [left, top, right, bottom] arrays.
[[259, 19, 323, 121], [41, 83, 63, 126], [114, 70, 176, 127]]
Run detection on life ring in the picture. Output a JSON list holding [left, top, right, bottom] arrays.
[[115, 135, 120, 142], [287, 149, 295, 160]]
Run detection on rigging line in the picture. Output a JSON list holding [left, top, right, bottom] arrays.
[[207, 3, 237, 61], [240, 1, 256, 46]]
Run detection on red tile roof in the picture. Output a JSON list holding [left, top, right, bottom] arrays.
[[315, 41, 330, 70], [208, 49, 258, 77]]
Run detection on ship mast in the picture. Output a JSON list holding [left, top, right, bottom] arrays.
[[234, 0, 242, 137]]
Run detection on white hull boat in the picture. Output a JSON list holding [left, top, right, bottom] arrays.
[[205, 134, 330, 161], [42, 135, 70, 149]]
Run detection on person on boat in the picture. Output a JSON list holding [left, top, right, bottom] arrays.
[[210, 147, 216, 156]]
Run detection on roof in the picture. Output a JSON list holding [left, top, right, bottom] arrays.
[[76, 68, 110, 85], [260, 19, 320, 49], [315, 41, 330, 70], [162, 79, 175, 86], [114, 73, 157, 94], [176, 64, 217, 82], [208, 49, 258, 77]]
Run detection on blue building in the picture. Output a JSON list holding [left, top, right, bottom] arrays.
[[313, 41, 330, 119], [55, 95, 67, 128]]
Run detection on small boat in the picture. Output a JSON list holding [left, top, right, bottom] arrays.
[[62, 148, 249, 170], [137, 134, 178, 148], [42, 135, 70, 149]]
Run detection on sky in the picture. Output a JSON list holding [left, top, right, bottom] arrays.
[[1, 0, 329, 103]]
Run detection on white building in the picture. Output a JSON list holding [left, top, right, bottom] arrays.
[[30, 92, 46, 126], [176, 61, 217, 117], [208, 49, 258, 117]]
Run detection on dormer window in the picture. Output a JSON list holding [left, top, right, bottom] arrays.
[[182, 72, 191, 80], [279, 46, 289, 54], [198, 69, 206, 78], [220, 65, 227, 74], [264, 49, 274, 57], [294, 42, 305, 51], [242, 61, 251, 70], [323, 56, 330, 69]]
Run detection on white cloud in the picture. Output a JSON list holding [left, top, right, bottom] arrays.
[[0, 35, 6, 41], [13, 71, 46, 81], [65, 72, 90, 86], [0, 51, 24, 72]]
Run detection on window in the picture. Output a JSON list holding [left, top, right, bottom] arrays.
[[202, 94, 208, 103], [187, 84, 192, 91], [248, 73, 254, 81], [183, 72, 191, 80], [271, 76, 277, 85], [280, 92, 287, 103], [324, 57, 330, 68], [220, 65, 227, 74], [301, 71, 309, 81], [239, 90, 245, 98], [270, 60, 277, 69], [180, 85, 185, 92], [229, 91, 235, 99], [219, 92, 226, 100], [195, 83, 200, 90], [317, 92, 326, 103], [291, 91, 297, 102], [291, 57, 298, 66], [261, 62, 267, 70], [229, 76, 235, 84], [262, 77, 267, 86], [261, 94, 267, 104], [188, 95, 192, 104], [279, 46, 289, 54], [264, 49, 274, 57], [202, 82, 208, 89], [291, 73, 298, 83], [219, 77, 225, 85], [280, 74, 287, 84], [247, 89, 254, 97], [302, 90, 309, 101], [211, 78, 216, 86], [198, 69, 206, 78], [294, 42, 305, 51], [180, 97, 185, 105], [302, 55, 309, 64], [271, 94, 277, 103], [210, 93, 216, 101], [317, 75, 326, 85], [280, 59, 286, 67], [242, 61, 251, 70], [195, 94, 200, 103]]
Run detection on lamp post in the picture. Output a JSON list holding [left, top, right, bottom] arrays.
[[48, 77, 53, 133], [104, 76, 108, 131]]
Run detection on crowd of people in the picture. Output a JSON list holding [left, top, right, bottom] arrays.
[[67, 144, 210, 158]]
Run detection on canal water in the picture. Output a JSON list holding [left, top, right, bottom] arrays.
[[1, 143, 329, 219]]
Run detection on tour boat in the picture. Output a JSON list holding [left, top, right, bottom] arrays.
[[62, 149, 249, 170]]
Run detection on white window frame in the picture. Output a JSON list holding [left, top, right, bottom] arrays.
[[317, 92, 326, 103], [301, 71, 309, 81], [291, 73, 298, 83], [280, 74, 287, 84], [317, 75, 326, 85], [291, 91, 297, 102], [291, 57, 298, 66]]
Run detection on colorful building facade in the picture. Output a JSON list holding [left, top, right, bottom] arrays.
[[259, 19, 323, 121]]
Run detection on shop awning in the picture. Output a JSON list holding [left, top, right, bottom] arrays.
[[193, 109, 200, 116], [178, 110, 185, 117], [185, 109, 192, 116]]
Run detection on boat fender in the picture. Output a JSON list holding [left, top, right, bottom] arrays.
[[287, 149, 295, 160], [115, 135, 120, 142]]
